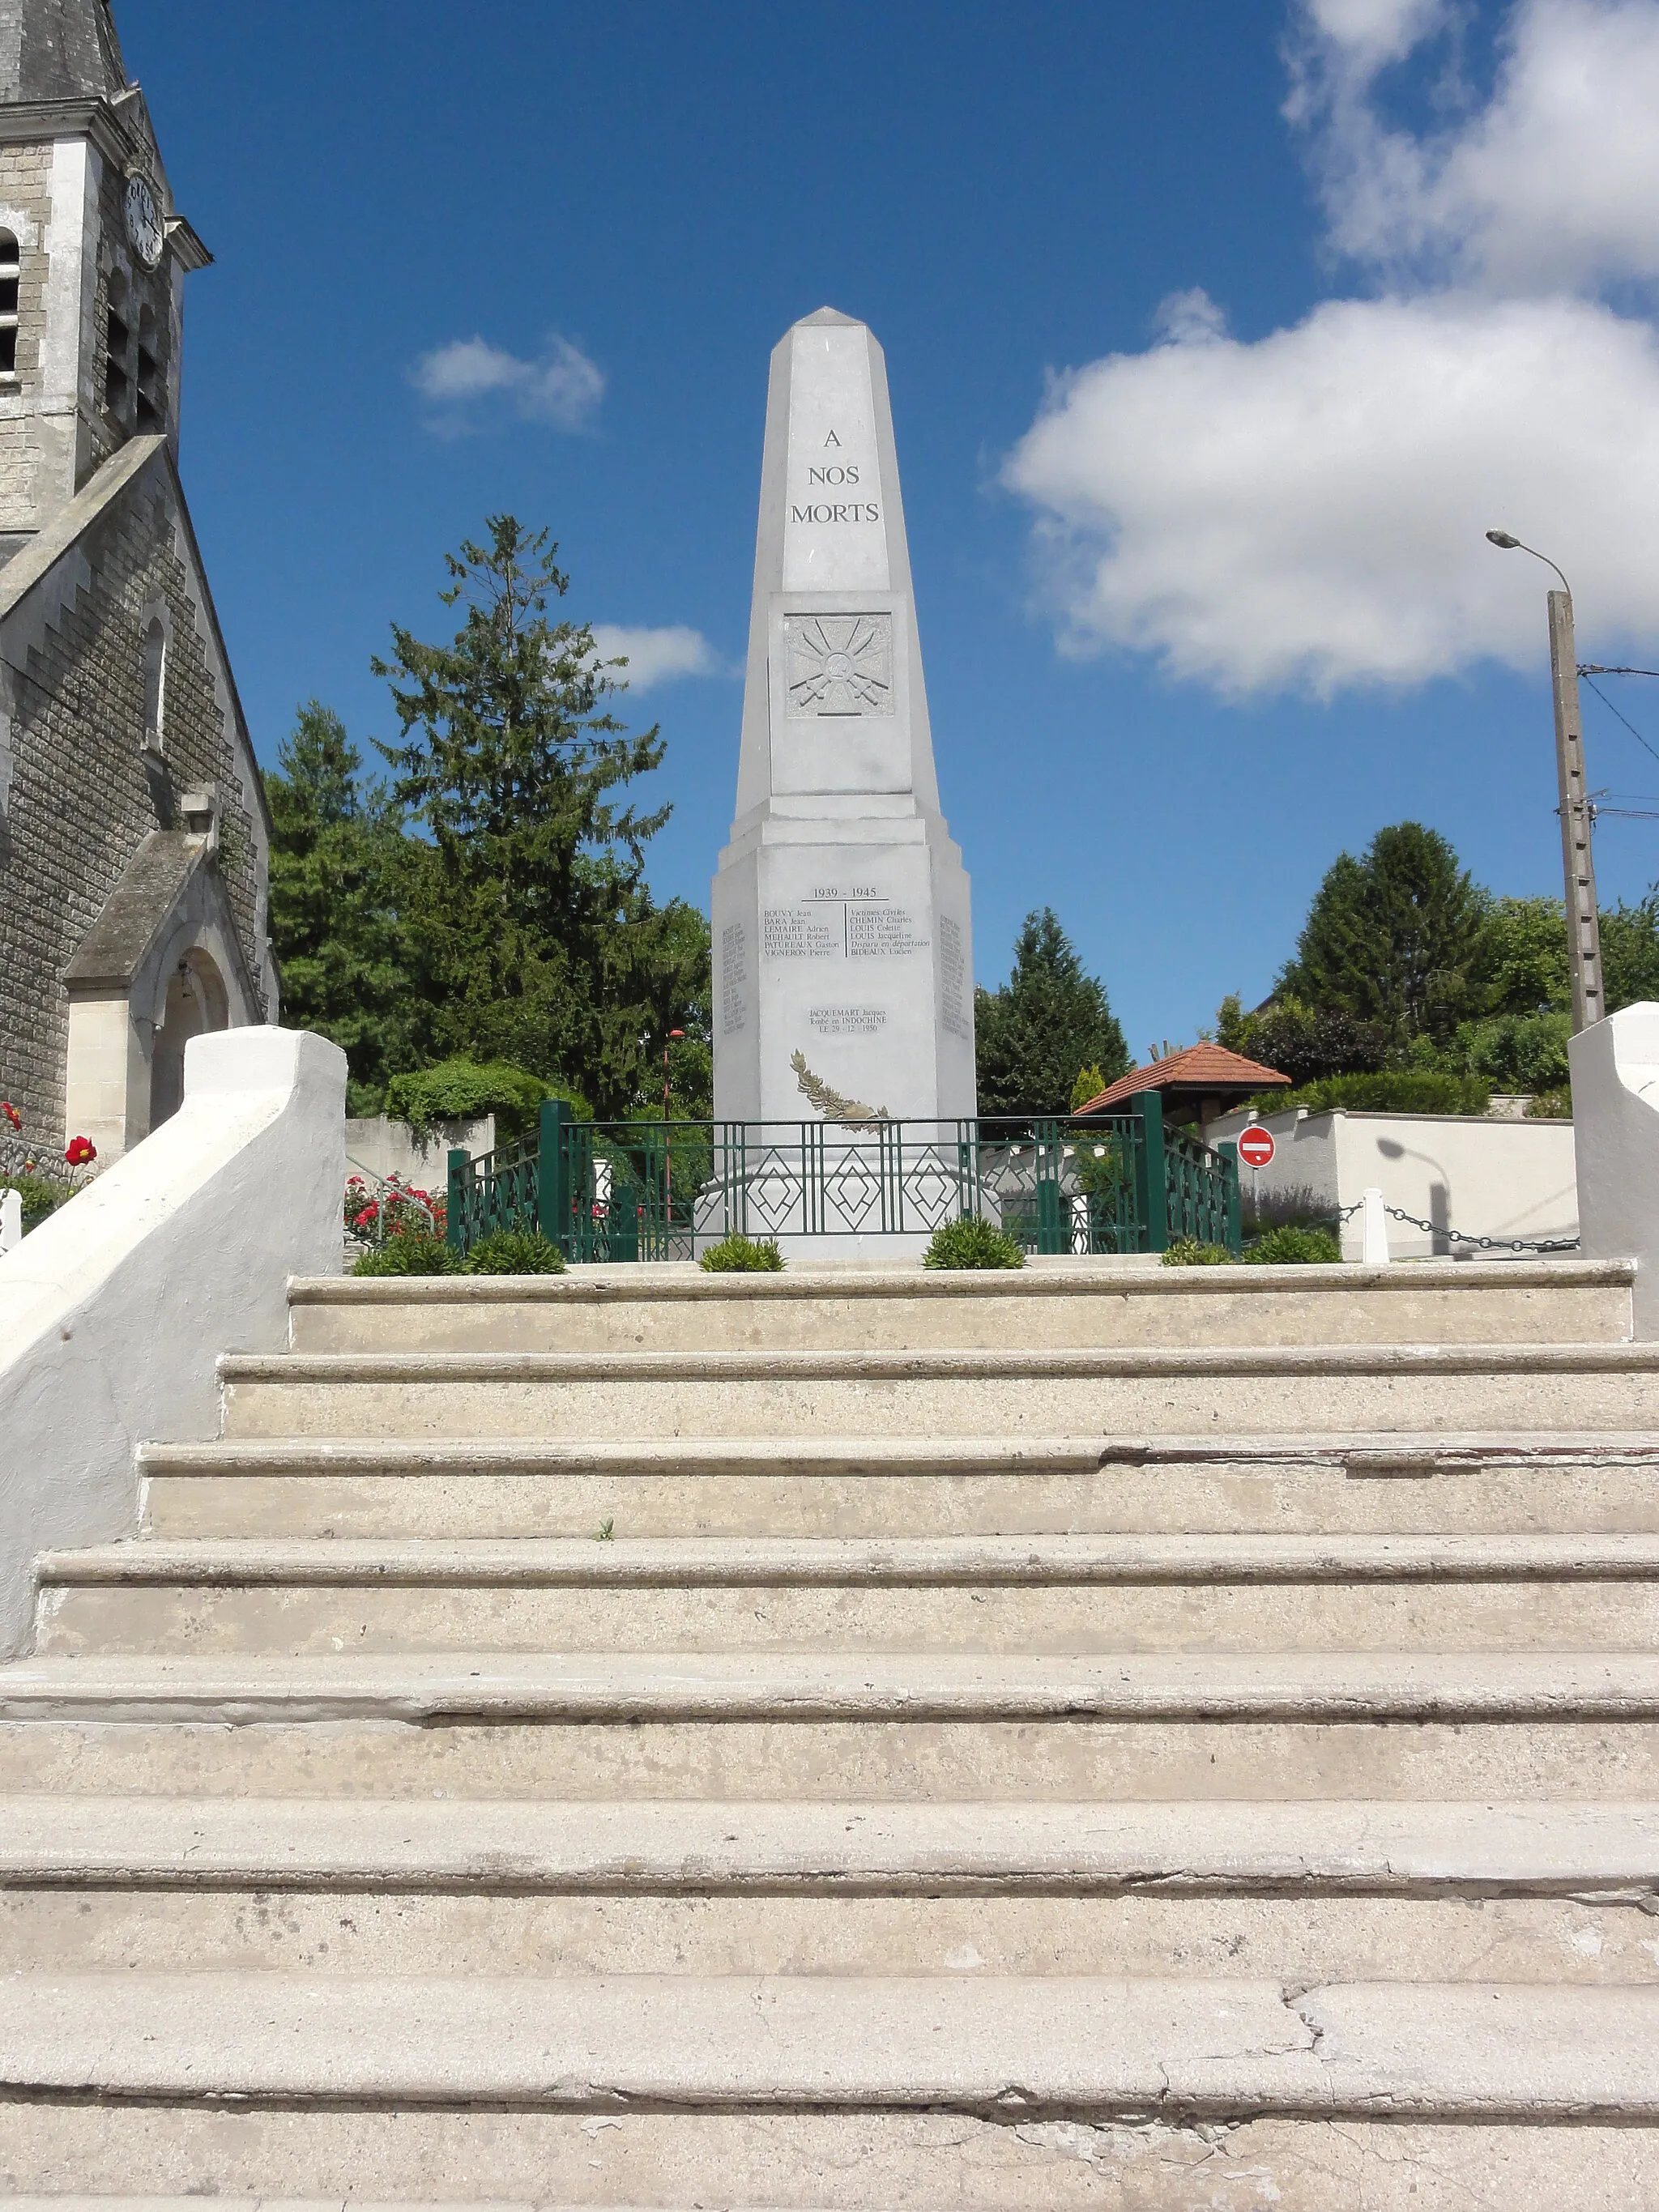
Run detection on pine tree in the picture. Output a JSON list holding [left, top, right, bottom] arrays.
[[974, 909, 1130, 1118], [264, 701, 424, 1113], [374, 517, 698, 1118], [1277, 822, 1485, 1049]]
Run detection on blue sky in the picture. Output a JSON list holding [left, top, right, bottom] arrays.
[[122, 0, 1659, 1059]]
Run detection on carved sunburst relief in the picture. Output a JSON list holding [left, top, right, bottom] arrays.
[[785, 614, 893, 717]]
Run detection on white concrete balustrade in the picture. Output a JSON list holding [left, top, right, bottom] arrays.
[[0, 1025, 344, 1656]]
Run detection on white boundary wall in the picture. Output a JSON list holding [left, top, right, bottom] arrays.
[[0, 1026, 345, 1656], [1206, 1106, 1578, 1261], [1572, 1003, 1659, 1336], [345, 1115, 494, 1194]]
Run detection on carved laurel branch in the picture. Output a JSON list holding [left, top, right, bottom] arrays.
[[789, 1050, 890, 1124]]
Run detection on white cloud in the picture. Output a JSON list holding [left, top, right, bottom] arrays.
[[1299, 0, 1449, 71], [589, 624, 723, 691], [1303, 0, 1659, 290], [1005, 290, 1659, 696], [409, 334, 604, 431], [1004, 0, 1659, 696]]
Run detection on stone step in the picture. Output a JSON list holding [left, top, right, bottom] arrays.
[[0, 1970, 1652, 2120], [35, 1533, 1659, 1655], [1, 2116, 1653, 2210], [2, 1654, 1657, 1805], [217, 1343, 1659, 1443], [4, 1710, 1651, 1802], [0, 1797, 1653, 1985], [285, 1259, 1636, 1356], [2, 1882, 1655, 1987], [5, 1792, 1650, 1892], [7, 1647, 1657, 1725], [140, 1432, 1659, 1539]]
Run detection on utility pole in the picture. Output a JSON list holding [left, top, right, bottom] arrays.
[[1486, 534, 1606, 1032], [1546, 589, 1605, 1033]]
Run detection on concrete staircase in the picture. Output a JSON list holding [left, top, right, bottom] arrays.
[[2, 1255, 1659, 2209]]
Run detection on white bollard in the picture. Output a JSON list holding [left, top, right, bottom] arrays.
[[1361, 1186, 1391, 1266], [0, 1187, 19, 1255]]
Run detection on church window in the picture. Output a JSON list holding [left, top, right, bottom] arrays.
[[135, 302, 161, 433], [0, 232, 19, 377], [105, 269, 131, 423], [142, 616, 166, 752]]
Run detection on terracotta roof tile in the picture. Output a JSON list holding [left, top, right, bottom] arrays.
[[1075, 1043, 1290, 1116]]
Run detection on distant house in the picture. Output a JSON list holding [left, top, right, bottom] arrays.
[[0, 0, 275, 1161], [1074, 1043, 1290, 1129]]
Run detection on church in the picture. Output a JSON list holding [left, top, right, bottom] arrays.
[[0, 0, 275, 1162]]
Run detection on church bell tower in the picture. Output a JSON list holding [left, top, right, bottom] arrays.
[[0, 0, 210, 552]]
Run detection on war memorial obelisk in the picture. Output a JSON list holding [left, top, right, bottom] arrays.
[[712, 308, 976, 1127]]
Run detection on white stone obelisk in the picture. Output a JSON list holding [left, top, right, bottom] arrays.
[[712, 308, 975, 1128]]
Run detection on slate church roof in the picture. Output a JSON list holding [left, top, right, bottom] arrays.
[[0, 0, 128, 105]]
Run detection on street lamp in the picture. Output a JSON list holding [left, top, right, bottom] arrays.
[[1486, 531, 1605, 1032]]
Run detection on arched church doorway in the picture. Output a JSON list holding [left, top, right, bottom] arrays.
[[148, 945, 229, 1129]]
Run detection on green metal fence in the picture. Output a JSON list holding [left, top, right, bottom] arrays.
[[448, 1093, 1240, 1264]]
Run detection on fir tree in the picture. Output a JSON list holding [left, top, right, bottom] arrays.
[[975, 908, 1130, 1118], [263, 701, 424, 1114], [1277, 822, 1485, 1049], [373, 517, 700, 1118]]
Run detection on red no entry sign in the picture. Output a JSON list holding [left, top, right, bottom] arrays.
[[1238, 1123, 1276, 1170]]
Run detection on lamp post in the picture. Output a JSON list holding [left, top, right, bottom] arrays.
[[1486, 531, 1605, 1033]]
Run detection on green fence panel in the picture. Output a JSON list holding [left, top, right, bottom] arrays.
[[446, 1110, 1161, 1262]]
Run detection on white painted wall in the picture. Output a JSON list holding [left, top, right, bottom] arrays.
[[0, 1025, 345, 1657], [1572, 1003, 1659, 1336], [1207, 1106, 1578, 1259], [345, 1114, 493, 1193]]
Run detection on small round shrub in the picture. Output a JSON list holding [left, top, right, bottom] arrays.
[[700, 1233, 785, 1272], [464, 1228, 567, 1275], [1247, 1223, 1342, 1265], [350, 1231, 461, 1276], [1526, 1084, 1572, 1119], [923, 1215, 1026, 1270], [1, 1173, 77, 1232], [1162, 1238, 1237, 1268]]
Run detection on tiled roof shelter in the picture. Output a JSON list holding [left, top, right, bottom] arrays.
[[1075, 1043, 1290, 1125]]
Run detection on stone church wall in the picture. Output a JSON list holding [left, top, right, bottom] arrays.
[[0, 141, 53, 528], [0, 456, 271, 1139]]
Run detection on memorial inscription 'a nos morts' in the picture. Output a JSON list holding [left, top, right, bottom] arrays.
[[712, 309, 977, 1125]]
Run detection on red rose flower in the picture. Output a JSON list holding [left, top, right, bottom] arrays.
[[64, 1136, 96, 1166]]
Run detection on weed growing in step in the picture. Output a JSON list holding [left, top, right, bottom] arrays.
[[700, 1233, 784, 1272], [1247, 1223, 1342, 1264], [1161, 1238, 1237, 1267], [594, 1518, 616, 1541], [923, 1215, 1026, 1270], [350, 1231, 461, 1276], [464, 1228, 567, 1274]]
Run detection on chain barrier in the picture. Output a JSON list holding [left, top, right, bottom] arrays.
[[1323, 1193, 1576, 1254], [1375, 1202, 1578, 1255]]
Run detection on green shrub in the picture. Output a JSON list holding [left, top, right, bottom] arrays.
[[923, 1215, 1026, 1270], [1448, 1011, 1572, 1094], [1250, 1070, 1492, 1118], [1527, 1084, 1572, 1119], [0, 1173, 78, 1232], [1240, 1179, 1337, 1239], [383, 1057, 591, 1142], [350, 1230, 461, 1276], [699, 1232, 785, 1272], [463, 1228, 566, 1275], [1162, 1237, 1237, 1267], [1248, 1222, 1342, 1264]]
